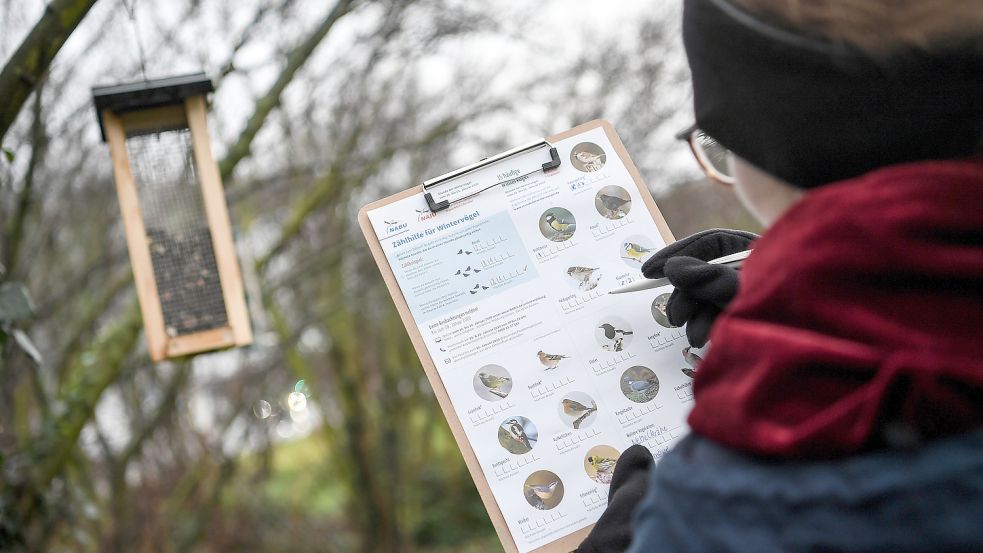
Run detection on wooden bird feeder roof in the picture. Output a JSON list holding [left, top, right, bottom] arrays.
[[92, 73, 214, 141]]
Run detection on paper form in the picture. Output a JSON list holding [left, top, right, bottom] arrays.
[[367, 127, 703, 552]]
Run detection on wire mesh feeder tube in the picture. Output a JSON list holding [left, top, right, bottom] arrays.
[[95, 74, 252, 361]]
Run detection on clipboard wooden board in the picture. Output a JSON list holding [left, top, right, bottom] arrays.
[[358, 120, 675, 553]]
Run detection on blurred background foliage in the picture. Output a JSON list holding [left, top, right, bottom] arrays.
[[0, 0, 760, 551]]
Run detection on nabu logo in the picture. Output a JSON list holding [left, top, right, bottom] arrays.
[[384, 219, 407, 233], [415, 208, 436, 222]]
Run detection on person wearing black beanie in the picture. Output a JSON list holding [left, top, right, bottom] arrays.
[[577, 1, 983, 552]]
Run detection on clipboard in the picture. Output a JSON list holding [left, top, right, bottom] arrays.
[[358, 120, 675, 553]]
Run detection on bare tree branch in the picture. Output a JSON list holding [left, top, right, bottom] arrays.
[[0, 0, 99, 145]]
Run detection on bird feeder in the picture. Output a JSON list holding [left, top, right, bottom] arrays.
[[93, 73, 252, 361]]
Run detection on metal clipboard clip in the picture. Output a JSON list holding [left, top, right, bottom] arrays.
[[423, 140, 561, 213]]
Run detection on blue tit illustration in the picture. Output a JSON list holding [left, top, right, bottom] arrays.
[[623, 242, 654, 263]]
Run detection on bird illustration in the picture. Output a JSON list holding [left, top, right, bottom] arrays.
[[567, 266, 601, 291], [544, 213, 576, 234], [538, 350, 568, 370], [587, 455, 618, 483], [562, 399, 597, 429], [681, 367, 697, 379], [597, 193, 631, 217], [623, 242, 654, 263], [598, 323, 633, 341], [601, 337, 624, 352], [478, 372, 511, 398], [574, 150, 605, 171], [623, 375, 659, 401], [683, 346, 704, 369], [525, 480, 560, 500], [505, 418, 532, 450]]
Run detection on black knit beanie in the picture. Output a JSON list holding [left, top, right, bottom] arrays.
[[683, 0, 983, 188]]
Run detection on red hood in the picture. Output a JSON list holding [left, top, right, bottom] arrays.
[[688, 157, 983, 458]]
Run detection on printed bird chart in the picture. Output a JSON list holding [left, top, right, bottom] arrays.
[[361, 121, 703, 553]]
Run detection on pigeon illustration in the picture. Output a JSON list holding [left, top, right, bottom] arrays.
[[623, 374, 660, 401]]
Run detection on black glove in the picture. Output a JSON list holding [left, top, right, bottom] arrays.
[[576, 445, 654, 553], [641, 229, 757, 348]]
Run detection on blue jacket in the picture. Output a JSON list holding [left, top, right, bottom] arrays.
[[627, 429, 983, 552]]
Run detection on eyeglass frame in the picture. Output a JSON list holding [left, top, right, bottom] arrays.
[[675, 124, 736, 186]]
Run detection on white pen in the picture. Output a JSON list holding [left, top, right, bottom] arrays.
[[608, 249, 753, 295]]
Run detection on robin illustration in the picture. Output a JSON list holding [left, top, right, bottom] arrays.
[[538, 350, 568, 370], [562, 398, 597, 429]]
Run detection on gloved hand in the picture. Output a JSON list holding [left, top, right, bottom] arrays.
[[641, 229, 757, 348], [576, 445, 654, 553]]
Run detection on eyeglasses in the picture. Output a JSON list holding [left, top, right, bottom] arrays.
[[676, 125, 735, 186]]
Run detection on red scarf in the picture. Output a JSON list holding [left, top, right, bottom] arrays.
[[688, 157, 983, 458]]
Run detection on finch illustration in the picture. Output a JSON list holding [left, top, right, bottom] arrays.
[[683, 346, 704, 369], [562, 398, 598, 429], [567, 266, 601, 291], [681, 367, 697, 379], [538, 350, 568, 370], [574, 150, 605, 171], [623, 242, 654, 263], [587, 455, 618, 483], [506, 418, 532, 450], [545, 212, 576, 234], [478, 372, 511, 398], [597, 193, 631, 217]]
